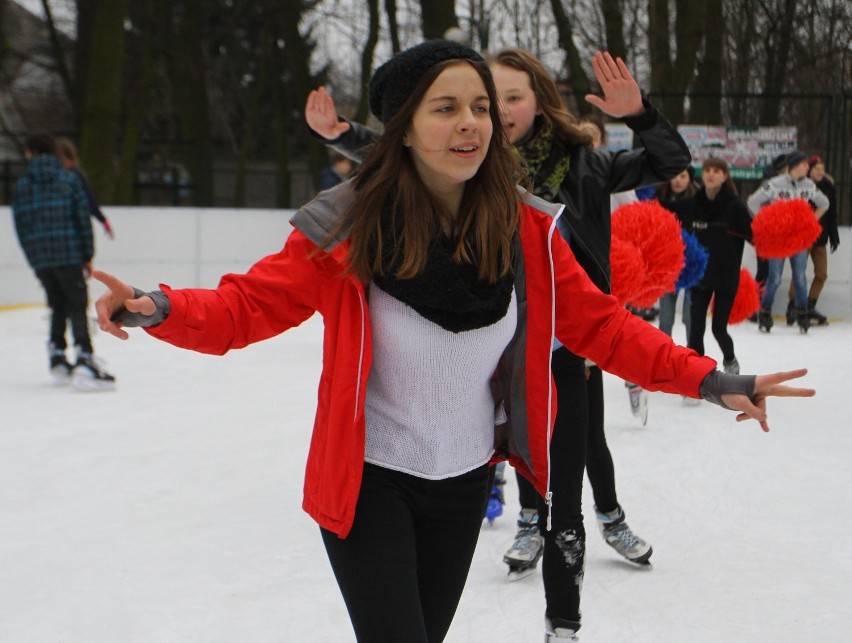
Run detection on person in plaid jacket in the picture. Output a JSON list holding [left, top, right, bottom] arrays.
[[12, 131, 115, 390]]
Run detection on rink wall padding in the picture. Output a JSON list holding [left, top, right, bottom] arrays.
[[2, 206, 850, 319]]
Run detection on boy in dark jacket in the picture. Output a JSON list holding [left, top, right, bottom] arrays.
[[12, 132, 115, 390]]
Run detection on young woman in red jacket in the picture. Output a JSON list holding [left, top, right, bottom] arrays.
[[92, 41, 811, 643], [306, 46, 691, 639]]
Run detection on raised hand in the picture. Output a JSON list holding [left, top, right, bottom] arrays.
[[91, 270, 156, 340], [584, 51, 644, 118], [305, 86, 351, 141], [721, 368, 815, 432]]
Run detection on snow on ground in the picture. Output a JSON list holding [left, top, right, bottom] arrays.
[[1, 305, 850, 642]]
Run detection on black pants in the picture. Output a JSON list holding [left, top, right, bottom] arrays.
[[515, 348, 618, 625], [321, 462, 490, 643], [688, 286, 737, 362], [35, 265, 92, 354], [755, 257, 768, 286]]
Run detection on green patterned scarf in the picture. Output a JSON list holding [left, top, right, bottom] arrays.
[[516, 124, 571, 201]]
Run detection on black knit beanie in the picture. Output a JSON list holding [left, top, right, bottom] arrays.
[[368, 39, 487, 124]]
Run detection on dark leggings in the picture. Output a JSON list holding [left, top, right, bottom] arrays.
[[321, 462, 490, 643], [35, 265, 92, 354], [515, 348, 618, 624], [688, 286, 737, 362]]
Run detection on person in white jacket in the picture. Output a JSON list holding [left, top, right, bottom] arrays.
[[746, 150, 829, 333]]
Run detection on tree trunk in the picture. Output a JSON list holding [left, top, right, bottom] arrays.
[[275, 0, 318, 206], [169, 0, 214, 206], [549, 0, 591, 115], [647, 0, 672, 96], [354, 0, 380, 125], [385, 0, 400, 54], [647, 0, 705, 124], [759, 0, 797, 124], [114, 0, 158, 204], [40, 0, 74, 105], [600, 0, 627, 60], [79, 0, 130, 204], [419, 0, 457, 40], [690, 0, 722, 124]]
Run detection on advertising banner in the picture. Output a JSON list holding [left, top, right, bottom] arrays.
[[677, 125, 798, 179]]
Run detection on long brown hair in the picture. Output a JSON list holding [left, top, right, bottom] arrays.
[[702, 157, 738, 196], [488, 48, 594, 148], [655, 168, 699, 202], [331, 58, 522, 284]]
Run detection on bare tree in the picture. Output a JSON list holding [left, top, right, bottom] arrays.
[[419, 0, 457, 39], [549, 0, 592, 114], [647, 0, 705, 124], [78, 0, 130, 203]]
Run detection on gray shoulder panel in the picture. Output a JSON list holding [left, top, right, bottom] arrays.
[[289, 181, 356, 249], [516, 185, 565, 219]]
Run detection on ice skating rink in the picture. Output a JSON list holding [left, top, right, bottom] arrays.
[[1, 305, 850, 642]]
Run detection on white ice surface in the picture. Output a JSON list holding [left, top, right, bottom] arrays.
[[1, 306, 850, 642]]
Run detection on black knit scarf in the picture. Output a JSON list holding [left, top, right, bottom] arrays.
[[371, 205, 513, 333]]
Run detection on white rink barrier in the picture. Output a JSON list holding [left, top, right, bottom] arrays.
[[2, 205, 851, 319]]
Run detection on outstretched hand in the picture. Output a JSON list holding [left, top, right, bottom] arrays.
[[305, 86, 351, 141], [584, 51, 644, 118], [721, 368, 814, 432], [91, 269, 156, 340]]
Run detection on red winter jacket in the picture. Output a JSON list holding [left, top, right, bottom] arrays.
[[147, 184, 716, 538]]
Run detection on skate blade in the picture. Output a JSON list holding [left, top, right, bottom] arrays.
[[622, 548, 654, 568], [506, 565, 539, 581], [72, 376, 117, 392], [50, 371, 71, 387]]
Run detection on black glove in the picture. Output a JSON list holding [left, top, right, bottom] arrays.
[[830, 241, 839, 254]]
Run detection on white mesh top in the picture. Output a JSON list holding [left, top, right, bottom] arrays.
[[363, 282, 517, 479]]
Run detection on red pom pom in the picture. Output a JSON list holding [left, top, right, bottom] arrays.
[[752, 198, 822, 259], [714, 268, 761, 324], [609, 237, 645, 305], [611, 201, 685, 308]]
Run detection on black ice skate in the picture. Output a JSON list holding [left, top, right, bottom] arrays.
[[503, 509, 543, 580], [48, 343, 72, 386], [785, 300, 796, 326], [808, 299, 828, 326], [757, 307, 773, 333], [795, 307, 810, 334], [71, 352, 117, 392]]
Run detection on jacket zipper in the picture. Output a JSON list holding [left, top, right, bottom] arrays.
[[354, 286, 366, 422], [545, 204, 566, 531]]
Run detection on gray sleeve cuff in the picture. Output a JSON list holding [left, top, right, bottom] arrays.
[[110, 289, 171, 327], [699, 370, 757, 410]]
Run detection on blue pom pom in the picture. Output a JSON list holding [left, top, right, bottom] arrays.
[[675, 230, 708, 289]]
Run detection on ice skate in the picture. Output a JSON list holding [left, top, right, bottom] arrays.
[[71, 352, 116, 392], [795, 307, 810, 335], [596, 505, 652, 565], [785, 300, 796, 326], [484, 462, 506, 525], [503, 508, 543, 580], [626, 383, 648, 426], [48, 343, 72, 386], [757, 307, 773, 333], [545, 616, 580, 642], [484, 482, 505, 525], [808, 299, 828, 326]]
